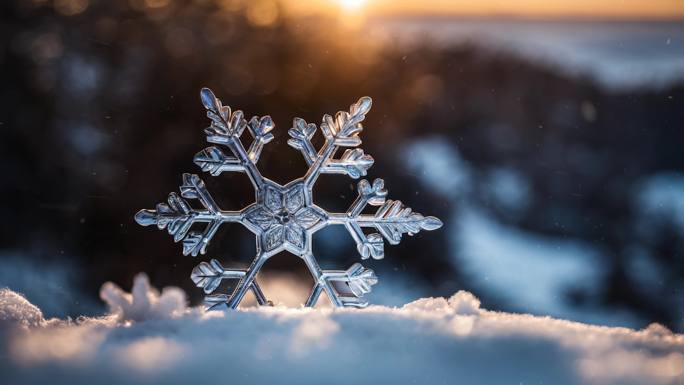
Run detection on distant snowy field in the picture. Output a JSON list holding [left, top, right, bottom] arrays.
[[405, 137, 684, 330], [1, 274, 683, 385]]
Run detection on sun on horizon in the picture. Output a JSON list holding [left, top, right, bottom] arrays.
[[283, 0, 684, 20], [337, 0, 367, 12]]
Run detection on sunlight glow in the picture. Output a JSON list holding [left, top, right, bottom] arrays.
[[285, 0, 684, 20], [337, 0, 367, 12]]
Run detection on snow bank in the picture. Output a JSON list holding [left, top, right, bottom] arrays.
[[0, 288, 44, 328], [1, 279, 683, 385], [100, 273, 186, 322]]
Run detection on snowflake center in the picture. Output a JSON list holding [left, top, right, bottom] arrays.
[[275, 209, 293, 225]]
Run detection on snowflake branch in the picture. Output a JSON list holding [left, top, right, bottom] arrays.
[[191, 259, 244, 294], [340, 178, 387, 259], [328, 179, 442, 259], [301, 253, 340, 307], [192, 259, 268, 309], [194, 146, 243, 176], [307, 263, 377, 307], [321, 148, 374, 179], [199, 88, 266, 187], [224, 252, 268, 309], [287, 118, 317, 166], [245, 116, 275, 162], [299, 96, 373, 187], [204, 281, 267, 310], [348, 178, 387, 216], [134, 173, 243, 257], [179, 173, 219, 213]]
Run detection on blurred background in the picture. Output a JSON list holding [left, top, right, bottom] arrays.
[[1, 0, 683, 331]]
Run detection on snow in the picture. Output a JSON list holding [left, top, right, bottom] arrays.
[[635, 172, 684, 235], [454, 208, 613, 324], [405, 136, 471, 200], [0, 289, 44, 328], [1, 278, 683, 385], [100, 273, 186, 322], [482, 167, 532, 217], [629, 173, 684, 329]]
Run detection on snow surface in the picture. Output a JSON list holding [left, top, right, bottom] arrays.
[[0, 288, 44, 328], [636, 172, 684, 235], [1, 275, 683, 385]]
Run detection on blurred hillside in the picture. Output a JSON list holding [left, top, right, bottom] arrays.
[[0, 1, 682, 330]]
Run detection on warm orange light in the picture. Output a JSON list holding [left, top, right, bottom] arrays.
[[337, 0, 367, 12], [283, 0, 684, 20]]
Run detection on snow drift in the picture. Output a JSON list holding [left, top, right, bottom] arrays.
[[1, 275, 682, 385]]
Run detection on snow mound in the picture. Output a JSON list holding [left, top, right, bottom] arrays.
[[0, 288, 44, 328], [100, 273, 186, 322], [448, 290, 481, 315], [403, 290, 480, 315], [1, 277, 683, 385]]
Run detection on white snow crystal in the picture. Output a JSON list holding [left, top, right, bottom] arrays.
[[100, 273, 186, 322]]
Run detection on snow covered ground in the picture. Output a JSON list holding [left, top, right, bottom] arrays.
[[1, 274, 682, 385]]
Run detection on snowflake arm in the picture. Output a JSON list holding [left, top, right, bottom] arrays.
[[287, 118, 317, 166], [135, 173, 242, 256], [191, 259, 268, 309], [288, 97, 374, 187], [197, 88, 274, 187], [246, 115, 275, 162], [305, 261, 378, 308], [224, 252, 268, 308], [328, 178, 443, 260]]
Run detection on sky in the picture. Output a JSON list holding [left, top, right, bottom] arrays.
[[287, 0, 684, 19]]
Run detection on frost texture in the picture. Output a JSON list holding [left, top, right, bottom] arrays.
[[2, 282, 683, 385], [0, 288, 44, 328], [100, 273, 186, 322], [135, 88, 443, 308]]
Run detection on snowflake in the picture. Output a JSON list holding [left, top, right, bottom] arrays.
[[135, 88, 443, 308]]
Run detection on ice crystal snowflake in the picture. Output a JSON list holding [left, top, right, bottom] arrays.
[[135, 88, 443, 308]]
